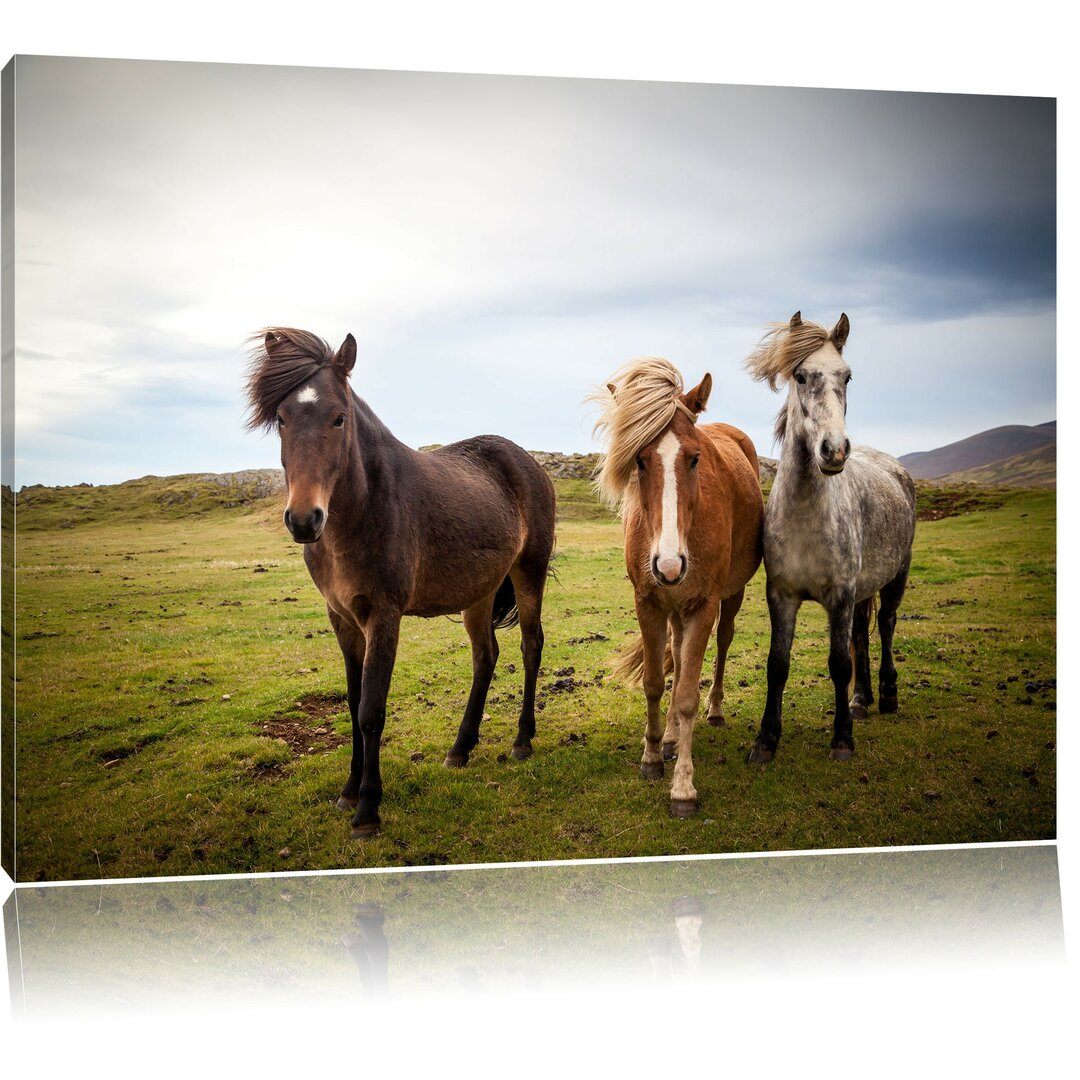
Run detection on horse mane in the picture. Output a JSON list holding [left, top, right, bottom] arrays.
[[245, 327, 336, 431], [589, 357, 687, 509], [745, 316, 831, 446], [744, 317, 831, 391]]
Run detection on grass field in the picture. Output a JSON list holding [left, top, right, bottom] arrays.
[[12, 475, 1055, 880]]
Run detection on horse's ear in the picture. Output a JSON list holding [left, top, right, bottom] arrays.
[[683, 373, 712, 416], [789, 311, 802, 330], [264, 331, 281, 352], [606, 382, 618, 398], [334, 333, 357, 377], [831, 313, 850, 351]]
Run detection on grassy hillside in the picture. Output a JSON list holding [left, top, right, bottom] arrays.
[[12, 473, 1055, 880], [16, 470, 284, 531], [935, 443, 1056, 489]]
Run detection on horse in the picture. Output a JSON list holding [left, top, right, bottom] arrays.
[[592, 358, 763, 817], [744, 311, 916, 763], [245, 328, 556, 839]]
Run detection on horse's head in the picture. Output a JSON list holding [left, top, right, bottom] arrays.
[[630, 374, 712, 587], [264, 331, 357, 544], [789, 312, 851, 474], [749, 311, 852, 475]]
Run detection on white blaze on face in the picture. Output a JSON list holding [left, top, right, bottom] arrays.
[[654, 431, 684, 582], [296, 385, 319, 404]]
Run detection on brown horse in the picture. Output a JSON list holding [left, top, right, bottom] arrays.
[[246, 328, 556, 839], [594, 358, 763, 817]]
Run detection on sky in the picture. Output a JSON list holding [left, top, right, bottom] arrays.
[[11, 57, 1056, 486]]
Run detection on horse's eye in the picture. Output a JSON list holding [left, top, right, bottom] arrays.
[[845, 374, 852, 385], [689, 455, 699, 470], [636, 455, 645, 471], [333, 414, 346, 428], [276, 415, 285, 429], [794, 371, 806, 386]]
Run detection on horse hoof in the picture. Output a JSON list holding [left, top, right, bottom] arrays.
[[443, 754, 468, 768], [829, 746, 854, 762], [662, 741, 677, 761], [850, 703, 868, 721], [511, 743, 533, 761], [747, 742, 775, 764], [336, 795, 359, 812], [879, 697, 898, 714], [350, 823, 380, 840], [640, 760, 664, 780], [670, 799, 698, 818], [707, 714, 726, 727]]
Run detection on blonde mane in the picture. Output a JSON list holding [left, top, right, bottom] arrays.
[[589, 357, 690, 508], [744, 316, 831, 391]]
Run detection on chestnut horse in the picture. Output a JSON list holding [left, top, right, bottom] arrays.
[[246, 329, 556, 839], [593, 358, 763, 817]]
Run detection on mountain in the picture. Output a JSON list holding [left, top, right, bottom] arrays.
[[899, 422, 1056, 481], [933, 442, 1056, 489]]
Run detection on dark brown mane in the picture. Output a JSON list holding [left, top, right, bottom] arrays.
[[245, 327, 336, 431]]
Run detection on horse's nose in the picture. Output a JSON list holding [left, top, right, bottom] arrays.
[[652, 554, 687, 585], [820, 437, 850, 470], [284, 506, 325, 543]]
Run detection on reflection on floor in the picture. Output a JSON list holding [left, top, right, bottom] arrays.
[[4, 844, 1062, 1015]]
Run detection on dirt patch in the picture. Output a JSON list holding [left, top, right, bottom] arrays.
[[257, 692, 350, 757], [916, 486, 1005, 521], [93, 732, 165, 766], [544, 675, 587, 694]]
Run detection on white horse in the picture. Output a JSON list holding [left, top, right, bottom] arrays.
[[745, 311, 916, 762]]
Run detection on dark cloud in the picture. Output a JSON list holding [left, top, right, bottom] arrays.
[[839, 204, 1055, 320]]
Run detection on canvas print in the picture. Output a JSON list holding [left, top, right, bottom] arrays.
[[0, 57, 1055, 880]]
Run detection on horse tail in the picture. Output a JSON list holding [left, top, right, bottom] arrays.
[[849, 595, 884, 693], [492, 575, 520, 631], [610, 632, 675, 686]]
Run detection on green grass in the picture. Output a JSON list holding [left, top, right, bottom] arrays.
[[12, 479, 1055, 880]]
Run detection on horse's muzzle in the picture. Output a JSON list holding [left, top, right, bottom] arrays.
[[652, 554, 687, 587], [284, 507, 325, 543], [819, 437, 851, 475]]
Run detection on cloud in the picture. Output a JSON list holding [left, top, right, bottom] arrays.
[[12, 58, 1055, 485]]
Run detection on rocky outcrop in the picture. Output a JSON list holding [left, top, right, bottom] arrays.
[[527, 451, 600, 480], [197, 470, 286, 499]]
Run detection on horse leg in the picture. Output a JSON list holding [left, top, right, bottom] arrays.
[[445, 594, 500, 767], [509, 560, 547, 761], [849, 598, 873, 720], [827, 594, 857, 760], [343, 904, 389, 997], [707, 587, 745, 726], [350, 612, 401, 839], [329, 607, 366, 812], [877, 561, 910, 713], [669, 601, 719, 817], [749, 586, 799, 763], [636, 598, 669, 781], [660, 616, 684, 761]]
